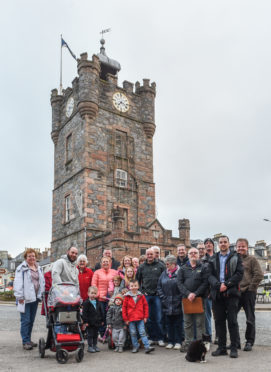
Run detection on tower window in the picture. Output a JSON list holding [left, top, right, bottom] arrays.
[[66, 134, 73, 163], [65, 195, 71, 222], [115, 169, 127, 188], [115, 130, 127, 158]]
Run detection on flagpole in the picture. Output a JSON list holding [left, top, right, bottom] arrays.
[[60, 34, 63, 95]]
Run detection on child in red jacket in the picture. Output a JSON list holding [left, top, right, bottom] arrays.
[[122, 279, 155, 354]]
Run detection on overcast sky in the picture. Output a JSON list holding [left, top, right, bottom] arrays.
[[1, 0, 271, 257]]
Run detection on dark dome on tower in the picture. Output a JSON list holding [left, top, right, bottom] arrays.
[[97, 38, 121, 80]]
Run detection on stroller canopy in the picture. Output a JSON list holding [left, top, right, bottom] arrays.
[[48, 283, 81, 308]]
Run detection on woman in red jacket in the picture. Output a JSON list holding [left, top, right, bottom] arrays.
[[77, 254, 93, 301], [122, 279, 154, 354]]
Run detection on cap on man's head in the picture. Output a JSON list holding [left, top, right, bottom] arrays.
[[204, 238, 214, 246]]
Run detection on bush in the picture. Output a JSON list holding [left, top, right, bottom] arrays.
[[0, 290, 15, 301]]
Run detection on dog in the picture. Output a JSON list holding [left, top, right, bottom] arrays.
[[185, 334, 211, 363]]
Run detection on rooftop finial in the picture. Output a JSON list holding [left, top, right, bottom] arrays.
[[100, 28, 111, 54]]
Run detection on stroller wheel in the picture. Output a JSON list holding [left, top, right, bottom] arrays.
[[56, 349, 69, 364], [39, 338, 45, 358], [75, 348, 84, 363]]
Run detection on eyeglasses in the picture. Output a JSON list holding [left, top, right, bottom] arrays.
[[189, 252, 198, 255]]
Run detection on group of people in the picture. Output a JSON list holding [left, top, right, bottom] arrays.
[[13, 236, 264, 360]]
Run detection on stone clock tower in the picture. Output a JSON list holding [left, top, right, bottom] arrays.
[[50, 40, 190, 266]]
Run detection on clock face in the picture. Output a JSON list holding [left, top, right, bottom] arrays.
[[112, 92, 129, 113], [66, 96, 74, 118]]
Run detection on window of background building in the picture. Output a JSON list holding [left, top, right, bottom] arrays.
[[65, 195, 71, 222], [66, 134, 73, 162], [140, 248, 146, 255], [164, 250, 170, 257], [115, 169, 127, 188]]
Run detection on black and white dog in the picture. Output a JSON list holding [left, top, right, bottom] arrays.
[[185, 334, 211, 363]]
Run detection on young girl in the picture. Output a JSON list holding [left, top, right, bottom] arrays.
[[117, 256, 133, 279], [82, 286, 103, 353], [108, 275, 123, 305], [121, 266, 136, 292]]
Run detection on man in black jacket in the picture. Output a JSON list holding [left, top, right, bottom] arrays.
[[136, 247, 165, 345], [177, 247, 209, 352], [176, 244, 189, 267], [209, 235, 243, 359]]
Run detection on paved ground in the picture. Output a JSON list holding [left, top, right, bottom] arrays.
[[0, 304, 270, 372]]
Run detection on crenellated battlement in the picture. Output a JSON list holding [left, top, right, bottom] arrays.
[[77, 53, 101, 75], [135, 79, 156, 96]]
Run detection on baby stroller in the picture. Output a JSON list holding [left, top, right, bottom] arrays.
[[39, 282, 85, 364]]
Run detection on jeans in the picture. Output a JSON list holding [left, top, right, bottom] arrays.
[[112, 328, 126, 346], [213, 296, 239, 349], [20, 300, 39, 344], [237, 291, 256, 345], [204, 297, 212, 337], [129, 320, 150, 349], [145, 295, 163, 341], [165, 314, 184, 344]]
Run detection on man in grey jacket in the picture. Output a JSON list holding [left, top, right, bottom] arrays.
[[52, 246, 79, 285]]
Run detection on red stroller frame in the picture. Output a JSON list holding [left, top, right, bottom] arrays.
[[39, 282, 85, 364]]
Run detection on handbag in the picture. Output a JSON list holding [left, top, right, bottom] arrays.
[[182, 297, 204, 314]]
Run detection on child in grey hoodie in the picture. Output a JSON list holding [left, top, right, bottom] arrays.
[[106, 294, 126, 352]]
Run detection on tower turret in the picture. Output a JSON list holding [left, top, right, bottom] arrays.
[[135, 79, 156, 138], [50, 89, 63, 145], [77, 53, 101, 120]]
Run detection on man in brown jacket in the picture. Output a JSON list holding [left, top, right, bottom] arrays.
[[236, 238, 263, 351]]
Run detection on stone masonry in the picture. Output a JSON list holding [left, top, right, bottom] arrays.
[[50, 43, 190, 267]]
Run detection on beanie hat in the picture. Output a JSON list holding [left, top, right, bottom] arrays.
[[114, 294, 123, 303], [204, 238, 215, 246]]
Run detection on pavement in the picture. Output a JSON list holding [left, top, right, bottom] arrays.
[[0, 303, 270, 372]]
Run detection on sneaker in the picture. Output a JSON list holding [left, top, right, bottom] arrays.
[[132, 347, 139, 353], [114, 347, 119, 352], [23, 343, 33, 350], [166, 343, 174, 349], [87, 346, 96, 353], [158, 340, 166, 347], [145, 346, 155, 354], [212, 348, 228, 357], [173, 343, 181, 350], [30, 341, 38, 347], [94, 345, 100, 352], [118, 346, 123, 353], [148, 339, 155, 345], [244, 343, 252, 352], [180, 343, 190, 353], [230, 349, 238, 358]]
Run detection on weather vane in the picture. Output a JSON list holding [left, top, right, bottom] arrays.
[[100, 28, 111, 38]]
